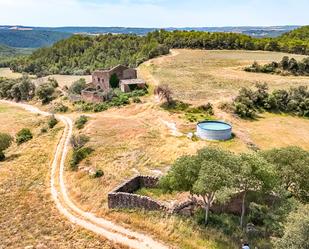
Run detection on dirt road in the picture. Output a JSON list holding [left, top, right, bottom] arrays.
[[0, 100, 169, 249]]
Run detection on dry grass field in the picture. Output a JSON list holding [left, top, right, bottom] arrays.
[[138, 49, 308, 104], [0, 103, 120, 249], [0, 67, 92, 88], [34, 74, 92, 88], [0, 68, 23, 79]]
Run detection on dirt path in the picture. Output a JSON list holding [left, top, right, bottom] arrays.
[[0, 100, 169, 249]]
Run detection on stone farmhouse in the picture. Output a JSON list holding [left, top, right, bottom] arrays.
[[81, 65, 146, 103]]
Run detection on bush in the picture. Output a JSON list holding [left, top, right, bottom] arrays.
[[75, 115, 88, 129], [132, 97, 141, 103], [53, 102, 69, 113], [48, 115, 58, 129], [92, 169, 104, 178], [16, 128, 33, 145], [70, 147, 93, 170], [69, 78, 87, 95]]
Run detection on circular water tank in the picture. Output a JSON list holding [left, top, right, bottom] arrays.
[[196, 121, 232, 141]]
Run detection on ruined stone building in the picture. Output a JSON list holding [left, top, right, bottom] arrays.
[[81, 65, 146, 103]]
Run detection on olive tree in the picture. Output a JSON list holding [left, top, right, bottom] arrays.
[[0, 133, 13, 161], [260, 146, 309, 203], [160, 147, 237, 225], [234, 153, 277, 227]]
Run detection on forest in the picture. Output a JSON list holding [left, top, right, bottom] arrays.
[[3, 26, 309, 76]]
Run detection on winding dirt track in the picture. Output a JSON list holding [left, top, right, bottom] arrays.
[[0, 100, 169, 249]]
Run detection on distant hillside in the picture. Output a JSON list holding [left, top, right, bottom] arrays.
[[0, 30, 71, 48], [279, 25, 309, 40], [0, 44, 33, 57], [0, 25, 300, 37]]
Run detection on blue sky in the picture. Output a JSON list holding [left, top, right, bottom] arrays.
[[0, 0, 308, 27]]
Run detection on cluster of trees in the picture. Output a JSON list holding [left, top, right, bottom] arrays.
[[160, 146, 309, 248], [0, 75, 35, 101], [245, 56, 309, 76], [0, 76, 61, 104], [5, 26, 309, 76], [233, 83, 309, 118]]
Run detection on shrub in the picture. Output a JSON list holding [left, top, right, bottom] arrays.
[[53, 102, 69, 113], [69, 78, 87, 95], [132, 97, 141, 103], [92, 169, 104, 178], [0, 133, 13, 161], [93, 103, 109, 112], [48, 115, 58, 129], [75, 115, 88, 129], [70, 147, 93, 170], [16, 128, 33, 145]]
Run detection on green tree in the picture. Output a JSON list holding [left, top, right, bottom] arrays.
[[275, 204, 309, 249], [260, 147, 309, 202], [160, 147, 237, 225], [36, 82, 55, 104], [193, 160, 233, 224], [234, 153, 277, 227], [0, 133, 13, 161], [9, 75, 35, 101]]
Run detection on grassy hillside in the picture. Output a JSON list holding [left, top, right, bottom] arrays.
[[6, 26, 309, 76], [0, 30, 71, 48]]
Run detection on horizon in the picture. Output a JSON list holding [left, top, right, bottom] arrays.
[[0, 0, 308, 27]]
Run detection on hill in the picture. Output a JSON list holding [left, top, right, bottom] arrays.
[[279, 25, 309, 40], [0, 30, 71, 48], [9, 34, 169, 75], [0, 44, 33, 57]]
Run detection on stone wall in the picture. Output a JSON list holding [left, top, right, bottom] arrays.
[[81, 90, 104, 103], [108, 176, 168, 211]]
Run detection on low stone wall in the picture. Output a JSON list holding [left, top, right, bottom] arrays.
[[81, 90, 104, 103], [108, 176, 168, 211]]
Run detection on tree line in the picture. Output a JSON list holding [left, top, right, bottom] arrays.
[[231, 83, 309, 118], [245, 56, 309, 76], [3, 26, 309, 76]]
